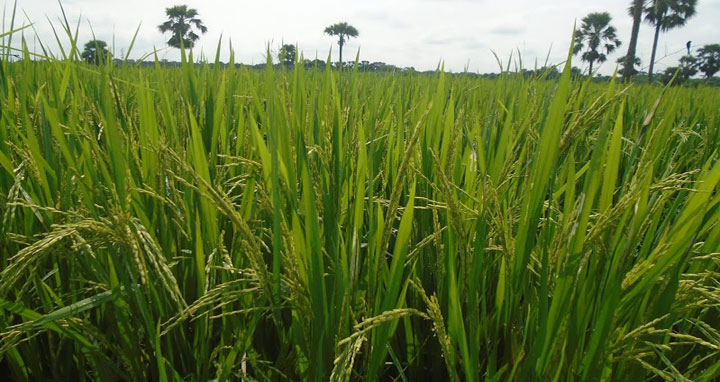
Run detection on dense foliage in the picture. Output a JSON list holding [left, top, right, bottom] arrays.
[[1, 44, 720, 381]]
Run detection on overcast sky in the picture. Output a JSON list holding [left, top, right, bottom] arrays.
[[6, 0, 720, 74]]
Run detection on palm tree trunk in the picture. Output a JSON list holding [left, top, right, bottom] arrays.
[[648, 23, 661, 83], [589, 60, 594, 76], [623, 0, 644, 82], [339, 42, 343, 71]]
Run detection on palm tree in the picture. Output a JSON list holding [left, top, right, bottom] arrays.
[[643, 0, 697, 83], [623, 0, 646, 82], [573, 12, 622, 75], [81, 40, 110, 65], [158, 5, 208, 49], [324, 22, 358, 70]]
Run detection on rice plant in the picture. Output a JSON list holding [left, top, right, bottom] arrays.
[[1, 24, 719, 381]]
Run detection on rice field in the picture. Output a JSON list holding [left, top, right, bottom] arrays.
[[1, 38, 720, 381]]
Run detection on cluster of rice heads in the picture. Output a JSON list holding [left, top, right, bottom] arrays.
[[1, 38, 720, 381]]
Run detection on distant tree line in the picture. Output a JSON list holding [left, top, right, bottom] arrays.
[[74, 2, 720, 85]]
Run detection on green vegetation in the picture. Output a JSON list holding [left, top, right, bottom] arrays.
[[661, 54, 698, 85], [697, 44, 720, 78], [278, 44, 297, 68], [616, 54, 641, 78], [1, 22, 720, 380], [81, 40, 110, 65]]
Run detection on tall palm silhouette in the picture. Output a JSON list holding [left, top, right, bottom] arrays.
[[324, 22, 359, 70], [574, 12, 622, 75], [158, 5, 208, 49], [643, 0, 697, 83], [623, 0, 645, 82]]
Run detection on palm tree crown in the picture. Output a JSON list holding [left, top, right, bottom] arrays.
[[158, 5, 208, 49], [573, 12, 622, 75], [643, 0, 697, 31], [641, 0, 697, 82], [324, 22, 359, 69]]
